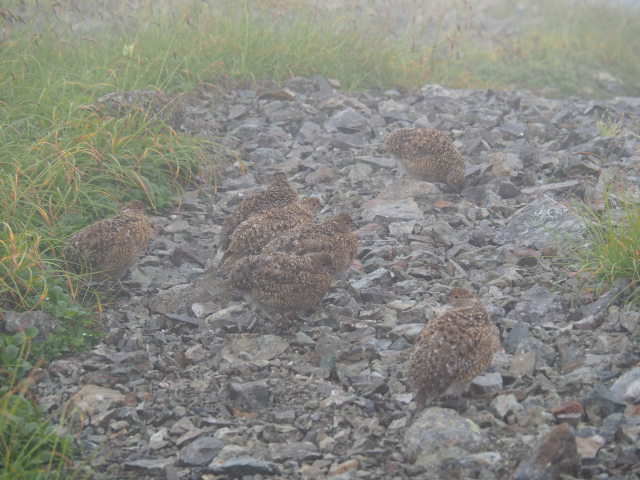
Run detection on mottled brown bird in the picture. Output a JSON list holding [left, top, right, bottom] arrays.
[[221, 197, 319, 272], [261, 212, 358, 277], [93, 89, 185, 129], [228, 251, 333, 312], [220, 172, 299, 251], [64, 200, 156, 286], [385, 127, 466, 192], [407, 287, 498, 408]]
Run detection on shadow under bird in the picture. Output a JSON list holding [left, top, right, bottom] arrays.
[[385, 127, 466, 192], [219, 172, 299, 252], [63, 200, 156, 288], [407, 287, 499, 408]]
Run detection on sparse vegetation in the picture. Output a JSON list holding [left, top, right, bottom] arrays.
[[568, 182, 640, 304], [596, 109, 625, 137], [0, 327, 79, 479]]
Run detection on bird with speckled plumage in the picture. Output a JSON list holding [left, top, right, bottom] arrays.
[[92, 89, 185, 129], [407, 287, 499, 408], [221, 197, 319, 272], [229, 251, 334, 312], [261, 212, 358, 277], [63, 200, 156, 287], [385, 127, 466, 192], [220, 172, 299, 252]]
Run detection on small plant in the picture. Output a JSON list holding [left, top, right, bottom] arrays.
[[596, 109, 625, 137], [32, 285, 103, 361], [0, 328, 79, 479], [567, 182, 640, 304]]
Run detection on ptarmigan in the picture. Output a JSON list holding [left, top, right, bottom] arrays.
[[261, 212, 358, 277], [221, 197, 319, 271], [228, 251, 333, 312], [220, 172, 299, 251], [92, 89, 185, 129], [407, 287, 498, 408], [385, 127, 466, 192], [63, 200, 156, 286]]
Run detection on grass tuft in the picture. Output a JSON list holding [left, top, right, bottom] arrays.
[[567, 181, 640, 304], [0, 328, 80, 479]]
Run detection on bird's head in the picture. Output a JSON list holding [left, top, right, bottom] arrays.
[[445, 287, 478, 307]]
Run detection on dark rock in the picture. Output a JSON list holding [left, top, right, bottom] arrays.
[[2, 310, 60, 340], [227, 380, 270, 411], [498, 180, 521, 198], [268, 441, 321, 461], [581, 384, 627, 423], [207, 456, 278, 476], [513, 423, 580, 480], [178, 437, 224, 466]]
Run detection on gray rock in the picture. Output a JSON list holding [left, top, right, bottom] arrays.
[[268, 441, 321, 461], [306, 165, 338, 184], [223, 335, 290, 362], [508, 284, 564, 325], [378, 178, 440, 200], [513, 423, 580, 480], [124, 457, 175, 473], [227, 380, 270, 411], [178, 437, 224, 466], [492, 195, 585, 249], [489, 393, 524, 421], [324, 107, 369, 133], [207, 456, 278, 476], [610, 366, 640, 403], [390, 323, 424, 342], [502, 322, 531, 354], [581, 384, 627, 422], [2, 310, 59, 339], [297, 120, 323, 144], [470, 372, 503, 395], [404, 408, 488, 463], [347, 163, 373, 182], [361, 197, 424, 222], [620, 310, 640, 334], [498, 180, 521, 198], [350, 267, 389, 291], [330, 131, 368, 148]]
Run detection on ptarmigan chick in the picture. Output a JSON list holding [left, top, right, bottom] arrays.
[[221, 197, 319, 271], [92, 89, 185, 129], [407, 287, 498, 408], [64, 200, 156, 286], [261, 212, 358, 277], [220, 172, 299, 251], [229, 251, 333, 311], [385, 127, 466, 192]]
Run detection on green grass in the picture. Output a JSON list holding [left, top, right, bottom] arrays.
[[567, 182, 640, 304], [423, 0, 640, 98], [1, 328, 80, 479]]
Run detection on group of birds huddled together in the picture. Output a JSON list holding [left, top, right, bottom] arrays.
[[218, 172, 359, 312], [62, 126, 499, 409]]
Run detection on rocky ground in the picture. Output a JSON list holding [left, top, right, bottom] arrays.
[[27, 78, 640, 478]]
